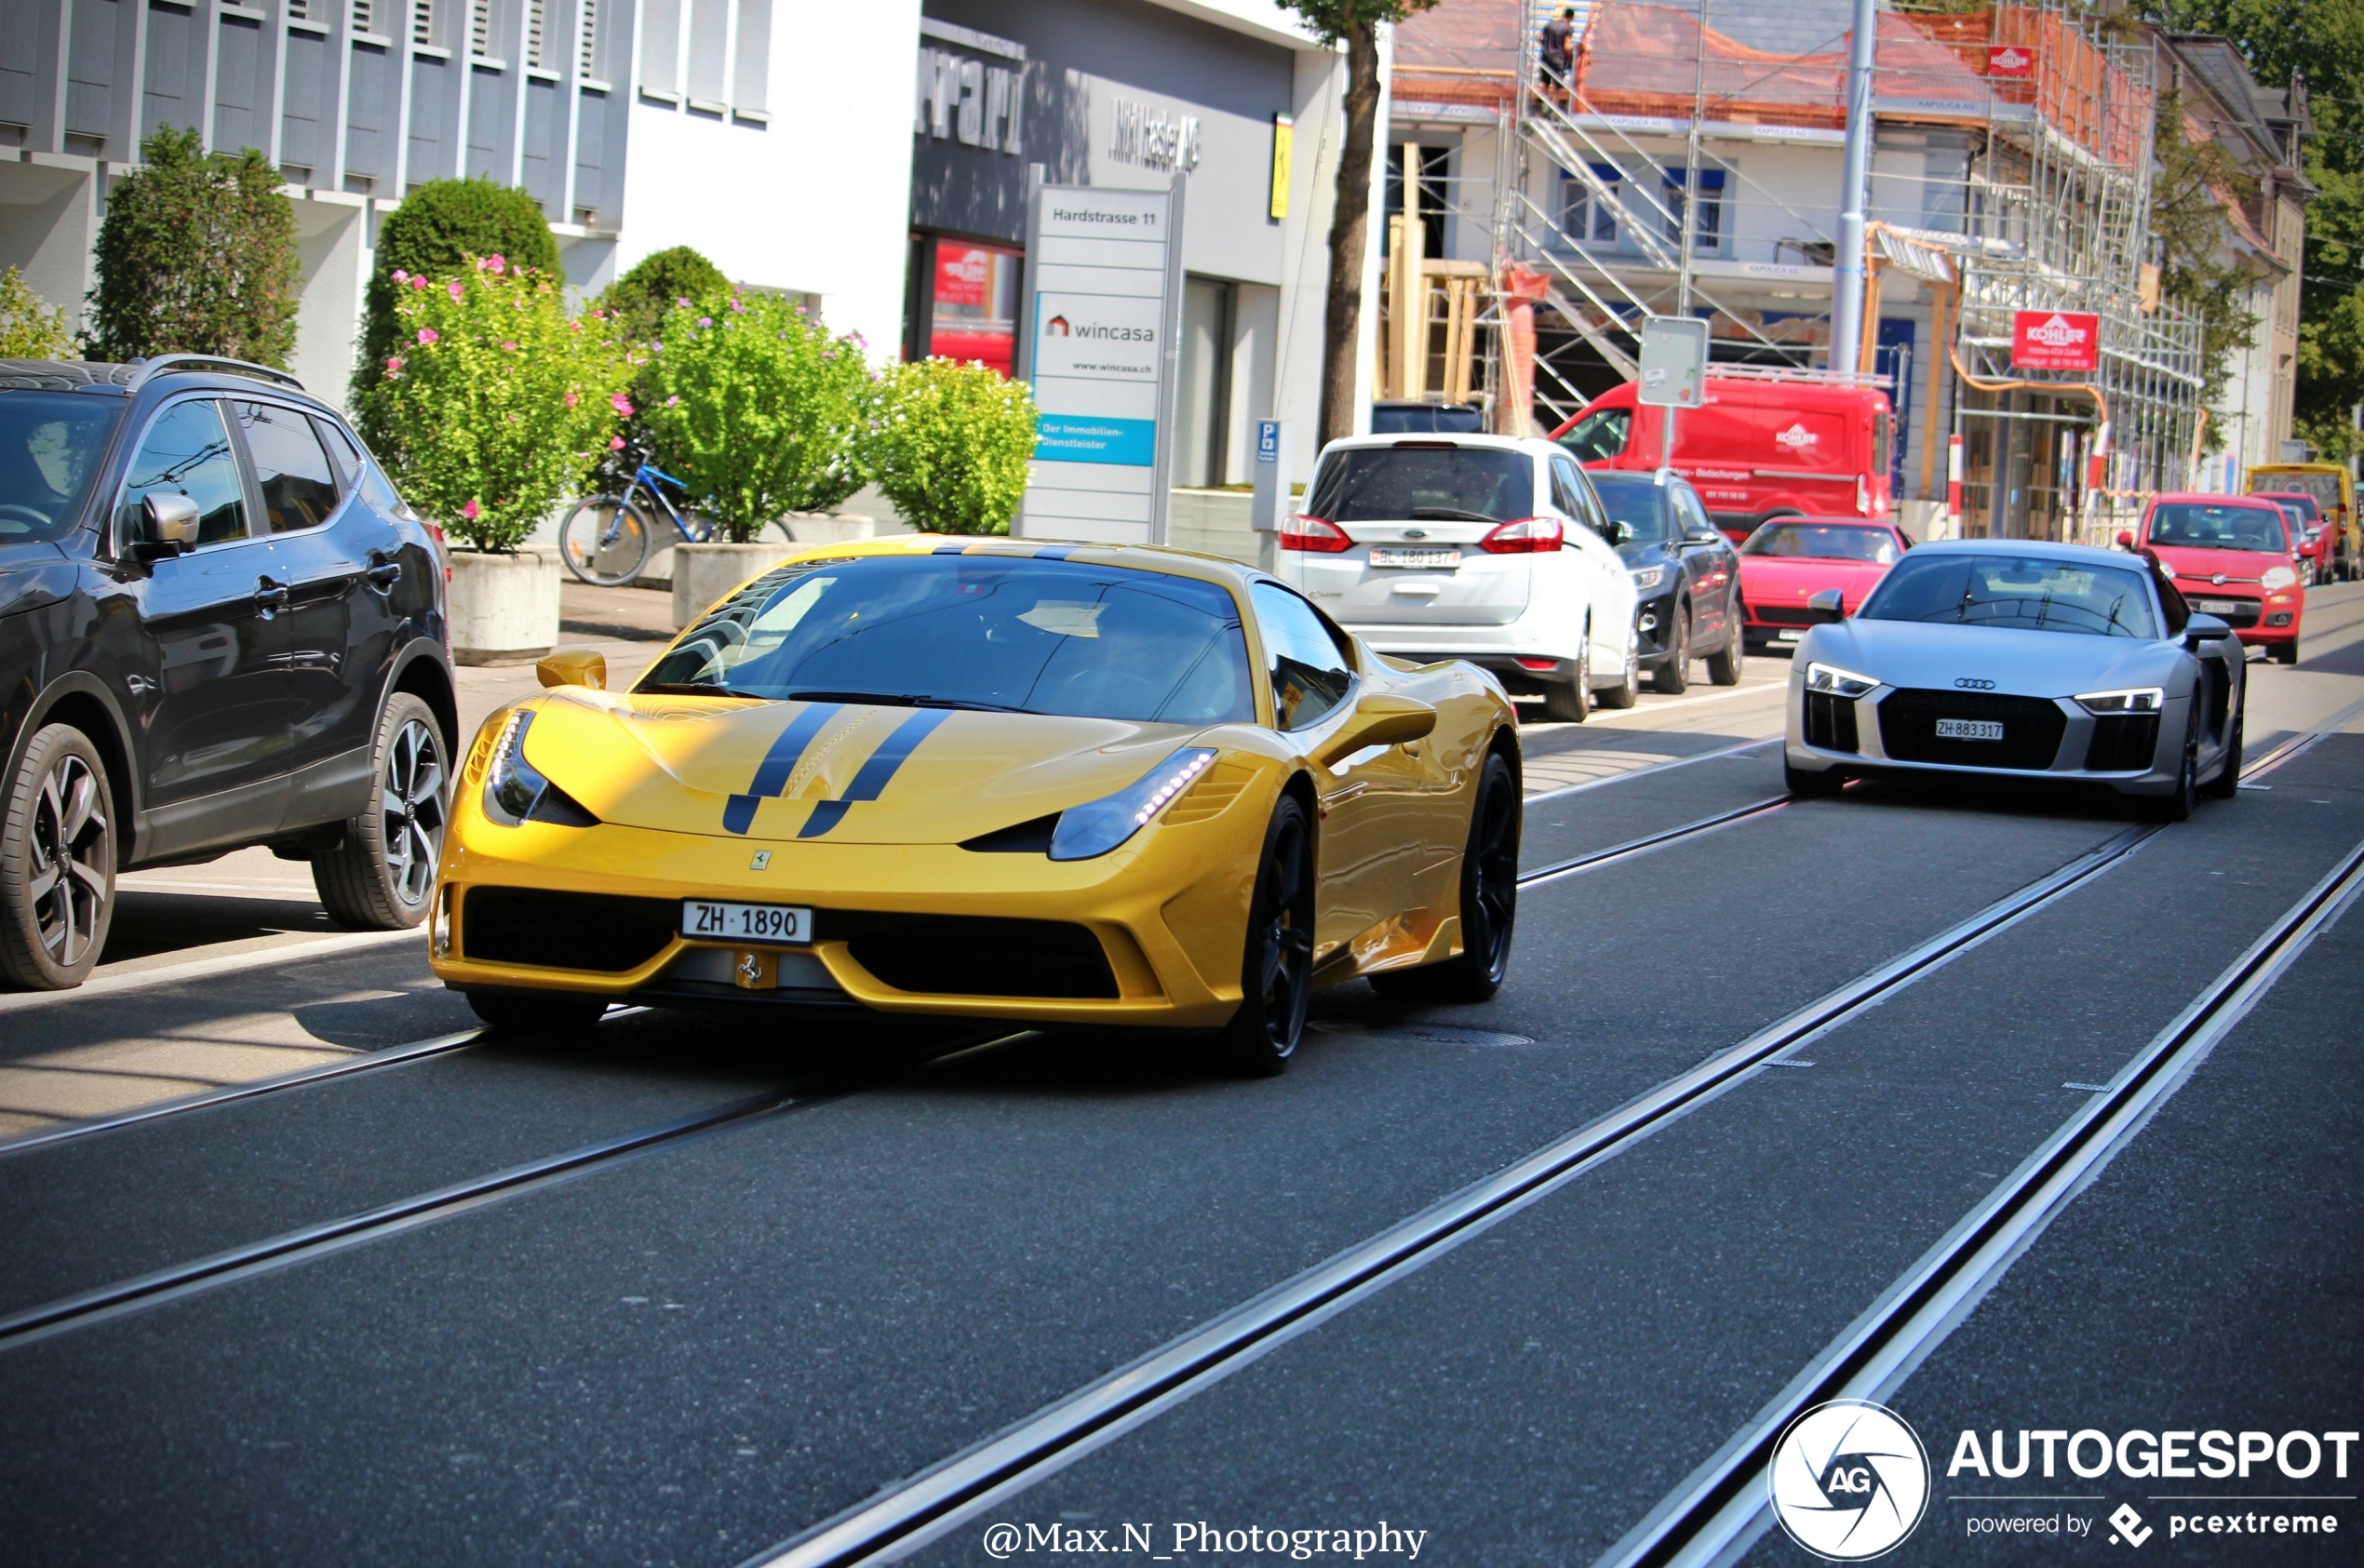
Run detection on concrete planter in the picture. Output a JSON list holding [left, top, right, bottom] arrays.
[[448, 545, 562, 665], [672, 541, 799, 629], [785, 513, 877, 546]]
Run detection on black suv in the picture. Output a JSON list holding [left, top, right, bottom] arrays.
[[1589, 469, 1744, 693], [0, 356, 455, 989]]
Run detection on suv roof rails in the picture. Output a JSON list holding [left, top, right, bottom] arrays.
[[128, 355, 306, 393]]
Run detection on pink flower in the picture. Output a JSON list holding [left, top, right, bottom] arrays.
[[665, 395, 679, 407], [610, 436, 625, 449], [391, 269, 409, 283], [564, 390, 579, 407], [503, 341, 517, 351], [697, 316, 712, 328], [447, 280, 464, 300], [611, 393, 634, 416], [410, 275, 428, 289], [677, 297, 692, 307], [462, 499, 480, 520], [488, 253, 506, 274], [731, 297, 745, 312], [385, 355, 404, 373], [416, 328, 439, 344]]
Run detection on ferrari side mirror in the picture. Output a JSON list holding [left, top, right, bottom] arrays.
[[1316, 692, 1436, 766], [536, 647, 608, 690]]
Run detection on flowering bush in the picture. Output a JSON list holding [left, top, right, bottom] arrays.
[[358, 256, 632, 551], [867, 358, 1039, 535], [638, 291, 873, 543]]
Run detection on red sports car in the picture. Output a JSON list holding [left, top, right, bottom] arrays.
[[1737, 517, 1911, 652], [2125, 494, 2304, 663]]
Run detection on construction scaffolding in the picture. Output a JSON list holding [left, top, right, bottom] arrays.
[[1386, 0, 2209, 543]]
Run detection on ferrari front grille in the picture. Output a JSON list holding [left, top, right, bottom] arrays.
[[2084, 714, 2161, 772], [845, 917, 1119, 999], [1751, 605, 1820, 627], [1876, 690, 2065, 771], [1804, 690, 1859, 753], [462, 887, 678, 972]]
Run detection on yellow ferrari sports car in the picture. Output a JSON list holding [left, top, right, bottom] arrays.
[[429, 535, 1521, 1072]]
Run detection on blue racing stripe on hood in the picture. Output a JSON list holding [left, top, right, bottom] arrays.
[[722, 702, 842, 836], [795, 708, 952, 838]]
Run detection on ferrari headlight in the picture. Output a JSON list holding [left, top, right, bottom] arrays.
[[483, 709, 550, 826], [1048, 748, 1218, 862], [2075, 687, 2164, 716], [1805, 662, 1880, 699], [2155, 558, 2177, 579], [1630, 564, 1668, 591], [2262, 566, 2298, 590]]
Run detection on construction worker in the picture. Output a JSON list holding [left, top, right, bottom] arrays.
[[1540, 6, 1578, 103]]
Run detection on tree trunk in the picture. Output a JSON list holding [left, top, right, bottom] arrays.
[[1319, 16, 1384, 447]]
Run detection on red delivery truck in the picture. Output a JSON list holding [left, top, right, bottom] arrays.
[[1550, 369, 1895, 543]]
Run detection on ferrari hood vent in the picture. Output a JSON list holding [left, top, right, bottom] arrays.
[[518, 692, 1221, 845]]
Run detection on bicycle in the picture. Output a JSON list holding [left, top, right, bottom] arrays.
[[557, 449, 793, 587]]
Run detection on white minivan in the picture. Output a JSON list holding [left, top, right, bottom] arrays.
[[1279, 434, 1641, 721]]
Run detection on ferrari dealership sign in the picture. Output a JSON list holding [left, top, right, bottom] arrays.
[[1015, 181, 1186, 544], [2011, 310, 2100, 371]]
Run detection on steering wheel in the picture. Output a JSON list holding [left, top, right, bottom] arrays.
[[0, 504, 49, 527]]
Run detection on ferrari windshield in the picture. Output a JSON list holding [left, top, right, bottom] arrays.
[[2146, 503, 2288, 553], [638, 555, 1257, 724], [1741, 522, 1899, 563], [1858, 553, 2159, 638]]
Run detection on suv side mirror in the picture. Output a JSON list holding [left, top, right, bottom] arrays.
[[129, 492, 200, 562], [1805, 587, 1846, 623], [1681, 524, 1725, 547], [1592, 517, 1632, 547]]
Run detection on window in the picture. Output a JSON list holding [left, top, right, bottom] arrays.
[[1742, 523, 1898, 563], [1562, 164, 1619, 246], [1305, 447, 1534, 524], [1591, 475, 1672, 543], [1549, 454, 1591, 520], [1661, 167, 1726, 252], [0, 392, 122, 543], [311, 415, 365, 489], [123, 400, 249, 549], [923, 238, 1021, 377], [1251, 583, 1354, 730], [235, 403, 342, 532], [1859, 554, 2157, 638], [1558, 406, 1630, 463]]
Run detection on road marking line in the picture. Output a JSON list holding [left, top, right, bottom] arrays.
[[0, 928, 422, 1013], [1525, 737, 1780, 805]]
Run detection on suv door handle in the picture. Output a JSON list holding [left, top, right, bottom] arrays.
[[255, 576, 290, 618], [366, 553, 404, 590]]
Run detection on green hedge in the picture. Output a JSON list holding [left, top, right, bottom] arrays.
[[355, 179, 557, 423]]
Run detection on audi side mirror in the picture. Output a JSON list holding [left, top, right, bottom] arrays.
[[1805, 588, 1846, 624], [2183, 612, 2232, 648]]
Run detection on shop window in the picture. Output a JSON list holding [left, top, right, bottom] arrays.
[[921, 238, 1021, 378]]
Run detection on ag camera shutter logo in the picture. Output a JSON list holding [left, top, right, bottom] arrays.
[[1768, 1400, 1931, 1561]]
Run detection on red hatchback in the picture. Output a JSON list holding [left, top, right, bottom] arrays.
[[2126, 494, 2304, 663], [1737, 517, 1912, 652]]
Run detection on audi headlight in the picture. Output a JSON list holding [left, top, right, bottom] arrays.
[[1630, 564, 1668, 592], [1805, 662, 1880, 699], [1048, 748, 1217, 862], [2262, 566, 2298, 590], [2075, 688, 2164, 716], [482, 710, 549, 826]]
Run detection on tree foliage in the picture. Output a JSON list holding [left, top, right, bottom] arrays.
[[357, 255, 631, 550], [638, 291, 875, 542], [866, 358, 1038, 535], [1273, 0, 1441, 442], [0, 268, 76, 359], [597, 247, 731, 343], [355, 179, 558, 418], [2151, 90, 2262, 438], [86, 126, 300, 367]]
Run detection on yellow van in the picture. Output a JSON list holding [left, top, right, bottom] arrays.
[[2248, 462, 2358, 582]]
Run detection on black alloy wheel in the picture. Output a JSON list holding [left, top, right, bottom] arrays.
[[0, 724, 116, 990], [1654, 605, 1691, 694], [1372, 749, 1520, 1004], [1216, 794, 1316, 1076], [1706, 602, 1745, 686], [316, 693, 450, 930], [2274, 639, 2299, 666], [2150, 719, 2198, 823]]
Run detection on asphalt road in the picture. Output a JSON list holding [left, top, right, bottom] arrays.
[[0, 582, 2358, 1568]]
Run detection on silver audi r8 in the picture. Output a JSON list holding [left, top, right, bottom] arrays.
[[1782, 540, 2243, 820]]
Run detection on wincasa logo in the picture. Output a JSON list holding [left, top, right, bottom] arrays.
[[2026, 314, 2089, 348], [1045, 318, 1154, 342], [1045, 315, 1071, 336]]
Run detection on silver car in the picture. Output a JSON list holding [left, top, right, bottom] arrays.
[[1783, 540, 2243, 820]]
